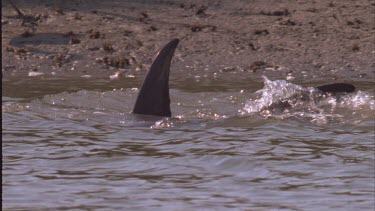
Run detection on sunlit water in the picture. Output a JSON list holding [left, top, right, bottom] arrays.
[[3, 75, 375, 210]]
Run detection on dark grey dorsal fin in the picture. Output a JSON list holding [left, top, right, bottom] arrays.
[[132, 39, 179, 117], [316, 83, 355, 93]]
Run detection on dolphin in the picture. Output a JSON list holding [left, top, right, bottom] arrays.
[[316, 83, 355, 93], [132, 38, 355, 117]]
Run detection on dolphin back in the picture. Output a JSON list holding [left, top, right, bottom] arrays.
[[316, 83, 355, 93], [132, 39, 179, 117]]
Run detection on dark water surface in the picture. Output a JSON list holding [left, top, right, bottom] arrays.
[[3, 75, 375, 210]]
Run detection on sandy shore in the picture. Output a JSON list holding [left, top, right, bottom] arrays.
[[2, 0, 374, 81]]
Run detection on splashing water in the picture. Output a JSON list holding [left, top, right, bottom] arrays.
[[242, 76, 307, 113], [241, 76, 375, 124]]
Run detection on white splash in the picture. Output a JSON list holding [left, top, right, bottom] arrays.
[[241, 76, 375, 124], [242, 76, 308, 113]]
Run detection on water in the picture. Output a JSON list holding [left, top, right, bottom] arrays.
[[2, 75, 375, 210]]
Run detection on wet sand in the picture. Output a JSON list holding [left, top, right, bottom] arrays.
[[2, 0, 374, 81]]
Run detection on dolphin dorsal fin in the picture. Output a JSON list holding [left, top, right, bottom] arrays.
[[132, 39, 179, 117]]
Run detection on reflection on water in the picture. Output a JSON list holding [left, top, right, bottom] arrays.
[[2, 76, 375, 210]]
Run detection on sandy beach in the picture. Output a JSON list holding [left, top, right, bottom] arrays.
[[2, 0, 374, 81]]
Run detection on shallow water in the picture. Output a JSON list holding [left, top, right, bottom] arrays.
[[2, 75, 375, 210]]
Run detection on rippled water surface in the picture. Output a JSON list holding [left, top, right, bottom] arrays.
[[3, 75, 375, 210]]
